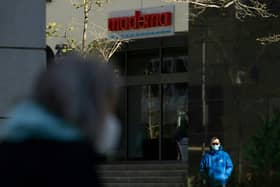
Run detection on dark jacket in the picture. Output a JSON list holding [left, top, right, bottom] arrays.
[[0, 102, 101, 187], [199, 146, 233, 186], [175, 117, 188, 141]]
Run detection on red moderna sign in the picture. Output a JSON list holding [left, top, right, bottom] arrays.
[[108, 10, 172, 31]]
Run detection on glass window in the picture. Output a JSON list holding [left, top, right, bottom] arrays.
[[162, 47, 188, 73], [113, 87, 127, 160], [127, 49, 160, 76], [127, 85, 160, 160], [110, 52, 125, 75], [162, 83, 188, 160]]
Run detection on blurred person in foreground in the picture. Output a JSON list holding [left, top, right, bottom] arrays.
[[200, 137, 233, 187], [0, 56, 121, 187]]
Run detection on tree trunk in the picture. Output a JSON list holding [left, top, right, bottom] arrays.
[[82, 0, 89, 54]]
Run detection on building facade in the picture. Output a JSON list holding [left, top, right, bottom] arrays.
[[47, 0, 280, 183], [47, 0, 191, 162]]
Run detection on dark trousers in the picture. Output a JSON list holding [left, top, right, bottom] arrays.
[[203, 181, 226, 187], [206, 184, 226, 187]]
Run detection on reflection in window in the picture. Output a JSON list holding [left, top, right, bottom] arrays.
[[162, 47, 188, 73], [127, 47, 188, 75], [128, 85, 160, 160], [127, 49, 160, 76], [162, 83, 188, 160], [110, 52, 125, 75], [162, 56, 188, 73], [163, 83, 188, 132]]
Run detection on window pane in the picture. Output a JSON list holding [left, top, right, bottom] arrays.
[[112, 87, 126, 160], [127, 85, 160, 160], [127, 49, 160, 76], [162, 83, 188, 160], [162, 47, 188, 73], [110, 52, 125, 75]]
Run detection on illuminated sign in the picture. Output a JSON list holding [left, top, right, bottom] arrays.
[[108, 5, 174, 39]]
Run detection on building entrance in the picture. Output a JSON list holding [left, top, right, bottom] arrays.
[[126, 82, 188, 160], [112, 34, 188, 161]]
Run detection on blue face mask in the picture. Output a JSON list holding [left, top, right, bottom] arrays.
[[211, 144, 220, 151]]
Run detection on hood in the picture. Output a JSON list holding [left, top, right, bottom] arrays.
[[0, 101, 84, 142]]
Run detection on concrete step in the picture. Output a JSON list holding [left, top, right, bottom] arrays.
[[99, 162, 188, 187], [99, 170, 186, 177], [103, 183, 185, 187], [99, 163, 188, 171], [102, 176, 186, 183]]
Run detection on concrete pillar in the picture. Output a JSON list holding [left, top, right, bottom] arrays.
[[0, 0, 46, 117]]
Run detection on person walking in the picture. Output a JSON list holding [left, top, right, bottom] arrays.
[[0, 56, 121, 187], [175, 110, 189, 162], [200, 137, 233, 187]]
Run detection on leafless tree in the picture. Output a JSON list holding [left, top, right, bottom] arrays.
[[167, 0, 276, 18], [86, 28, 128, 61], [47, 0, 127, 60], [166, 0, 279, 43]]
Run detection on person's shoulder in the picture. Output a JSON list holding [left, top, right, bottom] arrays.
[[220, 149, 230, 157], [203, 150, 212, 158]]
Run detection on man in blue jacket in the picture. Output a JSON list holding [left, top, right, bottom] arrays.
[[200, 137, 233, 187]]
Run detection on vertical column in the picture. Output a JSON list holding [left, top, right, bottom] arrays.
[[0, 0, 46, 118]]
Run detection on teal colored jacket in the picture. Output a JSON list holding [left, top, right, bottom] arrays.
[[200, 147, 233, 186], [0, 101, 84, 142], [0, 101, 101, 187]]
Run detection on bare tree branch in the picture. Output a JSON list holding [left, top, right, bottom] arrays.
[[165, 0, 276, 20], [257, 34, 280, 45], [166, 0, 279, 44], [235, 0, 276, 19], [48, 0, 126, 61], [86, 30, 128, 61], [224, 0, 235, 8], [81, 0, 89, 54]]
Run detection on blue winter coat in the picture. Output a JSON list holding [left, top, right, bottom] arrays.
[[200, 147, 233, 186]]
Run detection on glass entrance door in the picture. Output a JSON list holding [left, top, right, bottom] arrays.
[[127, 85, 160, 160], [111, 35, 188, 161], [162, 83, 188, 160], [126, 83, 188, 160]]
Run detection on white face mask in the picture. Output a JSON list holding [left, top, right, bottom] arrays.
[[211, 144, 220, 151], [95, 114, 121, 155]]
